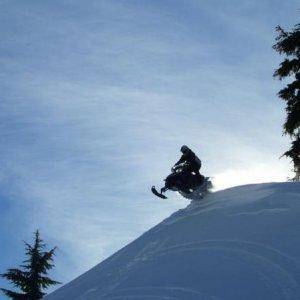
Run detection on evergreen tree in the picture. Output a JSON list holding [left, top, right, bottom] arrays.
[[1, 230, 60, 300], [273, 24, 300, 180]]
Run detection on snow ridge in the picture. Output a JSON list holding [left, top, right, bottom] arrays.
[[46, 182, 300, 300]]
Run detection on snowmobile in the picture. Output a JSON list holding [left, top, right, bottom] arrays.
[[151, 162, 212, 200]]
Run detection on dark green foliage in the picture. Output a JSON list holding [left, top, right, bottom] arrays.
[[1, 231, 60, 300], [273, 24, 300, 180], [283, 135, 300, 181]]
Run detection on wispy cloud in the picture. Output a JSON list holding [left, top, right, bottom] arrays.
[[0, 0, 297, 288]]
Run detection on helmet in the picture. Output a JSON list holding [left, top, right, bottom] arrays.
[[180, 145, 189, 154]]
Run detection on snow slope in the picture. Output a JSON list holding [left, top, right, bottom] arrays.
[[46, 182, 300, 300]]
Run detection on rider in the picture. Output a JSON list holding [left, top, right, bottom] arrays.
[[174, 145, 202, 182]]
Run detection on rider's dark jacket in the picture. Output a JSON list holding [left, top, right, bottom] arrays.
[[175, 149, 201, 172]]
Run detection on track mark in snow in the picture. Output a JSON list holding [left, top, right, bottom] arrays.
[[80, 288, 98, 299], [100, 286, 219, 300], [229, 207, 290, 216], [99, 295, 180, 300], [136, 240, 300, 300]]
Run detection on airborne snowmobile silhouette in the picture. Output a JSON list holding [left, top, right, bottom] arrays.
[[151, 146, 212, 200]]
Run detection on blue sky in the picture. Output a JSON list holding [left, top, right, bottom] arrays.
[[0, 0, 299, 294]]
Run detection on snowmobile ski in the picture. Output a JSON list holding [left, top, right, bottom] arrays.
[[151, 186, 167, 199]]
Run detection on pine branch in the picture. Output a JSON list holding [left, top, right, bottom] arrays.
[[0, 288, 27, 299], [40, 276, 61, 288], [278, 80, 300, 102], [273, 24, 300, 56], [1, 269, 29, 289], [284, 103, 300, 135], [40, 248, 57, 273], [274, 58, 300, 79]]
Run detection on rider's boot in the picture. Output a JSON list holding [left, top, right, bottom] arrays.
[[195, 172, 204, 184], [161, 187, 167, 193]]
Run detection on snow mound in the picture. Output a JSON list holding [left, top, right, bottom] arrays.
[[46, 182, 300, 300]]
